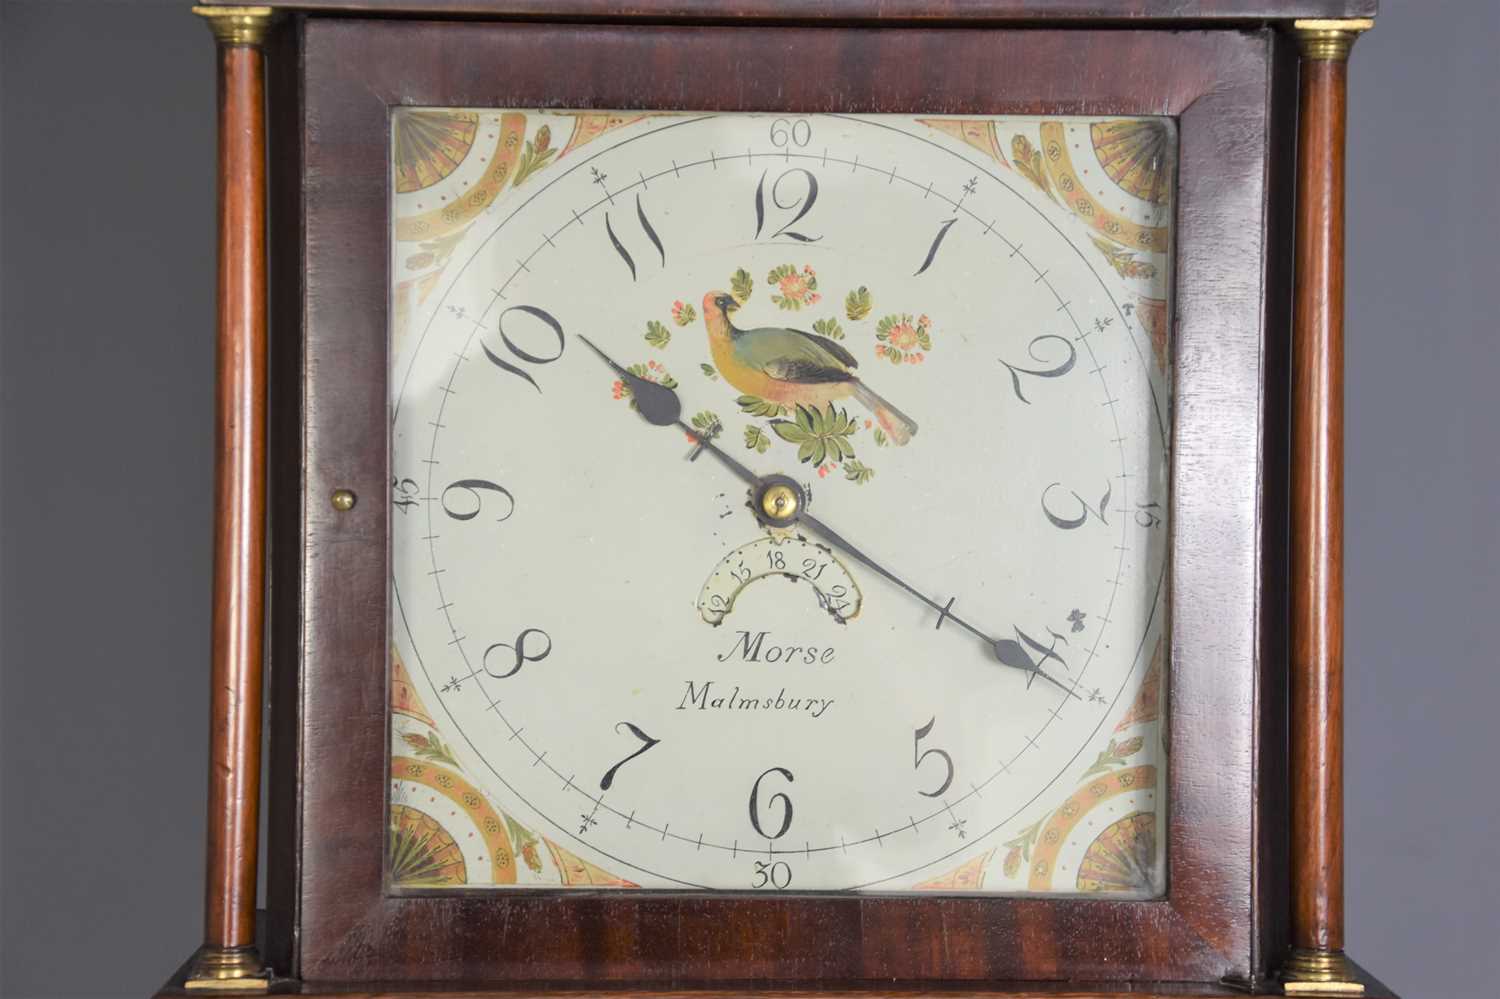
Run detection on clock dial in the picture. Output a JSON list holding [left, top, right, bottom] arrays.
[[389, 110, 1173, 893]]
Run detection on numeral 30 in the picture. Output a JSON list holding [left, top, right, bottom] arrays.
[[752, 859, 793, 889]]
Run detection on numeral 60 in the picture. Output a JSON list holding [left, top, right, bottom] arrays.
[[769, 117, 811, 148]]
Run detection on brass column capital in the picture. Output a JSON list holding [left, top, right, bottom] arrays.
[[192, 5, 276, 47], [1293, 18, 1374, 61]]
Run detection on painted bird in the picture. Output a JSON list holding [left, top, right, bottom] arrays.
[[701, 291, 918, 445]]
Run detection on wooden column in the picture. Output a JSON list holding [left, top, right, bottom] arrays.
[[187, 5, 275, 992], [1284, 16, 1372, 998]]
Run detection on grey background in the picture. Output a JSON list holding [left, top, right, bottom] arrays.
[[0, 1, 1494, 996]]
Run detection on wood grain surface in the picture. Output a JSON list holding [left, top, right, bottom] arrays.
[[1251, 28, 1301, 981], [260, 16, 1295, 992], [191, 0, 1379, 24], [264, 14, 309, 977], [155, 945, 1401, 996], [1288, 54, 1349, 956], [205, 39, 270, 953]]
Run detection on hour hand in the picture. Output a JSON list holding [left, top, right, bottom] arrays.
[[577, 335, 681, 427], [577, 337, 766, 490]]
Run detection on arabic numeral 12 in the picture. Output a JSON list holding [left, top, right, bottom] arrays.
[[753, 169, 821, 242]]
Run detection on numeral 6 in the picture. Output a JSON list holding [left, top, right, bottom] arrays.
[[748, 766, 795, 840]]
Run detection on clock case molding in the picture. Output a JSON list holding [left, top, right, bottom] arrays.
[[164, 3, 1389, 997]]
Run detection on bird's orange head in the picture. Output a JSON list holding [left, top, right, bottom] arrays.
[[701, 290, 741, 342], [702, 290, 740, 318]]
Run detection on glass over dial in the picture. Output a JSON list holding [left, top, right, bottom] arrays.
[[388, 110, 1173, 893]]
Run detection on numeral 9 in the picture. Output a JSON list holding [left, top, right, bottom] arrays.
[[440, 479, 514, 522]]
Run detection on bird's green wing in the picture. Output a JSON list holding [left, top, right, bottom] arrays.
[[737, 326, 858, 384]]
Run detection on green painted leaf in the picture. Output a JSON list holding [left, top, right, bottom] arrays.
[[737, 394, 787, 418], [691, 410, 723, 441], [511, 126, 557, 188], [744, 425, 770, 453], [812, 317, 845, 340], [731, 268, 754, 302], [1004, 818, 1045, 860], [672, 302, 698, 326], [770, 403, 859, 467], [402, 730, 460, 767], [845, 286, 872, 321], [770, 420, 812, 444], [843, 460, 875, 484], [644, 320, 671, 349], [502, 814, 544, 873], [700, 363, 719, 380], [798, 439, 826, 465], [873, 427, 889, 448]]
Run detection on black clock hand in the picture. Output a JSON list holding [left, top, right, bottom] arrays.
[[794, 509, 1079, 698], [579, 336, 760, 488], [578, 335, 1078, 698], [577, 334, 682, 427], [675, 424, 771, 491], [679, 428, 1078, 697]]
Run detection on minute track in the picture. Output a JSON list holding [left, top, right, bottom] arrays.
[[390, 107, 1170, 888]]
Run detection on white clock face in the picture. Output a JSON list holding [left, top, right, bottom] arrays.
[[389, 110, 1173, 893]]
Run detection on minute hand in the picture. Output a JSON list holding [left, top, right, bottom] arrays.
[[794, 510, 1079, 698], [676, 418, 1078, 698], [577, 335, 1076, 697]]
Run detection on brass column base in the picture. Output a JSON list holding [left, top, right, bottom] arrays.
[[184, 945, 271, 992], [1282, 947, 1366, 995]]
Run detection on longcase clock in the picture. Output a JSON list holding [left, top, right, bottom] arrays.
[[162, 3, 1390, 997]]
